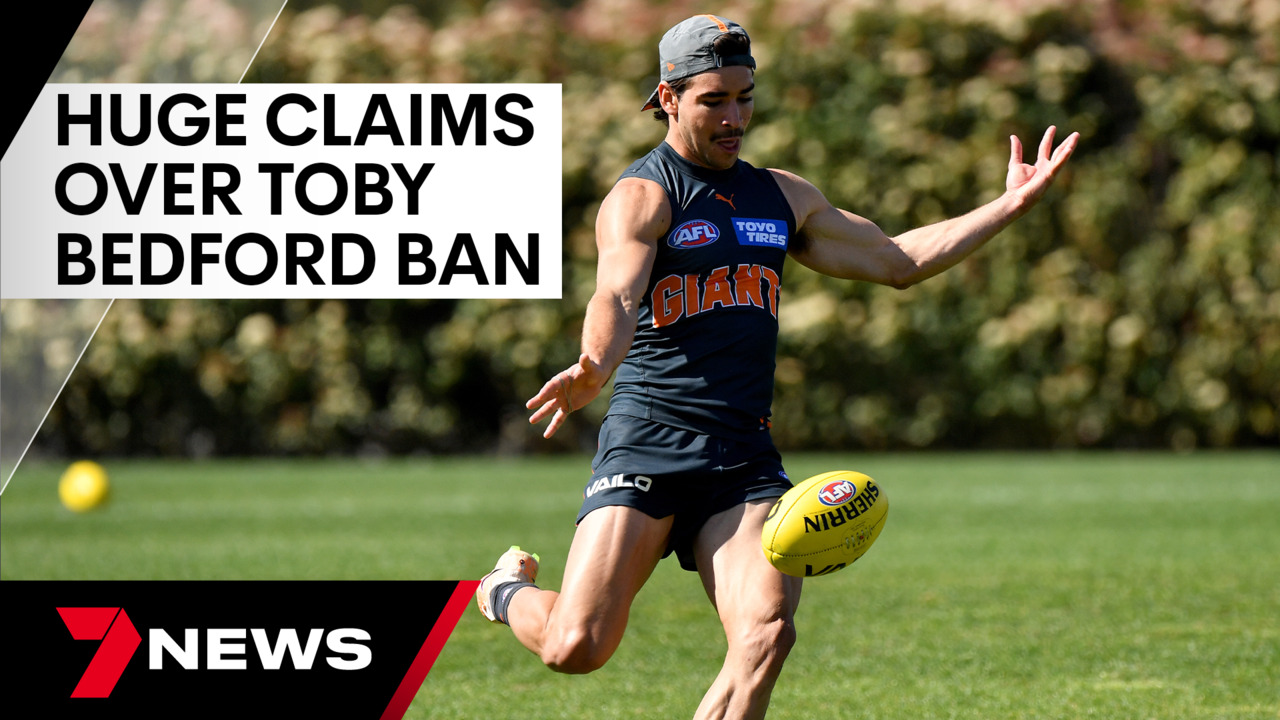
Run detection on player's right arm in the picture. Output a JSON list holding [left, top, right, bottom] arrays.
[[526, 177, 669, 438]]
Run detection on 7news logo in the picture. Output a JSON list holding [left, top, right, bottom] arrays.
[[6, 580, 472, 719], [57, 606, 371, 698], [57, 607, 140, 698]]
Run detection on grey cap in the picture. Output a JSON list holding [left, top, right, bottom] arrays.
[[641, 14, 755, 111]]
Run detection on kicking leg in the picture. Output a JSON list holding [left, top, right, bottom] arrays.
[[692, 500, 803, 720], [501, 505, 672, 674]]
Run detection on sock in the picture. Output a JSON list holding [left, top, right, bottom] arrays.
[[489, 581, 536, 625]]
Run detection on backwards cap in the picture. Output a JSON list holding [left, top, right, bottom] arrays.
[[641, 14, 755, 111]]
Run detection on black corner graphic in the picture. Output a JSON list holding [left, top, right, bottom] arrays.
[[2, 2, 95, 161]]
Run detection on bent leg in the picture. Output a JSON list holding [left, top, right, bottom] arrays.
[[506, 505, 672, 674], [692, 500, 803, 720]]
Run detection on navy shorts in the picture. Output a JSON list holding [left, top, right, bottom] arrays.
[[577, 414, 793, 571]]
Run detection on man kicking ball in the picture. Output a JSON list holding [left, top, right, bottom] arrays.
[[477, 14, 1077, 719]]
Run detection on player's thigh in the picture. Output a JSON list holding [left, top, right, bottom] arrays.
[[694, 500, 802, 632], [552, 504, 674, 640]]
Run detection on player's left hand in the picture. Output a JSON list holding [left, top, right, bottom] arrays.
[[1006, 126, 1079, 209], [526, 353, 609, 439]]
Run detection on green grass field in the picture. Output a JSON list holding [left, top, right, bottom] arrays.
[[3, 453, 1277, 719]]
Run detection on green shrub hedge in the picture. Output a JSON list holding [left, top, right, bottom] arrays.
[[29, 0, 1280, 454]]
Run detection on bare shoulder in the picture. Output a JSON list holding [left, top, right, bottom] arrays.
[[765, 168, 829, 228], [598, 177, 672, 244], [765, 167, 814, 197]]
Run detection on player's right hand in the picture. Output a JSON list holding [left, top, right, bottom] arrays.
[[526, 353, 608, 439]]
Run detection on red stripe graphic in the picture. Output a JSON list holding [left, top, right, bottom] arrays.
[[57, 606, 143, 698], [379, 581, 479, 720]]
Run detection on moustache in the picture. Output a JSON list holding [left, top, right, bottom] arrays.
[[712, 129, 744, 141]]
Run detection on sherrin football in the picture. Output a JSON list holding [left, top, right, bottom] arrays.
[[762, 470, 888, 577]]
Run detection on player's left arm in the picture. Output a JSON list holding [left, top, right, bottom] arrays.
[[525, 177, 666, 438], [776, 126, 1079, 288]]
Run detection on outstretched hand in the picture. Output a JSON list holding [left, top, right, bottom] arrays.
[[526, 353, 609, 439], [1006, 126, 1079, 209]]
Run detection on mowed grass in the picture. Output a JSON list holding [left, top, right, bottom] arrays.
[[2, 453, 1277, 719]]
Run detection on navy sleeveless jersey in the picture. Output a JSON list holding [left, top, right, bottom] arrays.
[[607, 142, 796, 441]]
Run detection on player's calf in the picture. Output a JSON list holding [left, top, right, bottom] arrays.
[[726, 614, 796, 682]]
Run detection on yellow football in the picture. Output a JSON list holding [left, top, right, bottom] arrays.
[[762, 470, 888, 577], [58, 460, 111, 512]]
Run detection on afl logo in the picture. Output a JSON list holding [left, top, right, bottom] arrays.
[[668, 219, 720, 249], [817, 479, 856, 507]]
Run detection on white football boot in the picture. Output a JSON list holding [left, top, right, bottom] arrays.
[[476, 545, 540, 623]]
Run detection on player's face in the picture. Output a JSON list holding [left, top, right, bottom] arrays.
[[666, 66, 755, 170]]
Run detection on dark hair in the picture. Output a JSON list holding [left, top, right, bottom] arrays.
[[652, 32, 752, 125]]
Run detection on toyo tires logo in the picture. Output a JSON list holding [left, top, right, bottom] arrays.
[[816, 479, 856, 507]]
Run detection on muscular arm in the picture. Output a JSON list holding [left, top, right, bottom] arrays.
[[778, 127, 1079, 288], [526, 177, 669, 438]]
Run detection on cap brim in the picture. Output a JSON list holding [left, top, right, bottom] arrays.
[[641, 86, 661, 112]]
